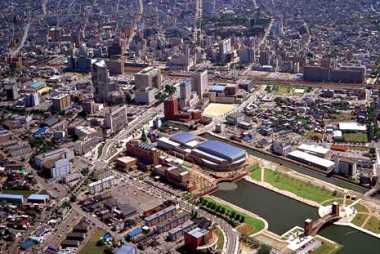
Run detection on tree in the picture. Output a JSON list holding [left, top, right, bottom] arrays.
[[141, 128, 148, 143], [104, 247, 113, 254], [258, 244, 272, 254], [164, 84, 177, 97]]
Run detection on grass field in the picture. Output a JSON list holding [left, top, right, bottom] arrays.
[[311, 237, 342, 254], [204, 196, 265, 234], [79, 228, 106, 254], [363, 216, 380, 234], [343, 133, 368, 143], [250, 167, 340, 204], [352, 213, 368, 227]]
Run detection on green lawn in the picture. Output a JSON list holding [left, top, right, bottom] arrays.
[[250, 167, 340, 204], [80, 228, 106, 254], [363, 216, 380, 234], [311, 237, 342, 254], [203, 197, 265, 234], [343, 133, 368, 143], [352, 213, 367, 227]]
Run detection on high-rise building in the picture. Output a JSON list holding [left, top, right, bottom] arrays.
[[191, 70, 208, 99], [92, 60, 111, 103], [52, 94, 71, 112], [164, 97, 179, 120], [25, 92, 40, 107], [134, 67, 162, 90], [180, 80, 192, 101], [104, 106, 128, 133], [5, 83, 19, 100]]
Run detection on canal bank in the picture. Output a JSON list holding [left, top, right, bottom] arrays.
[[214, 180, 380, 254], [201, 132, 369, 193]]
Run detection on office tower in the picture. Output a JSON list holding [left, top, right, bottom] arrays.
[[191, 70, 208, 98], [52, 94, 71, 112], [134, 67, 162, 90], [92, 60, 111, 103], [104, 106, 128, 133], [25, 93, 40, 107]]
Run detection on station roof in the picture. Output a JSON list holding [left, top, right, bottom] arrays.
[[288, 150, 335, 169], [196, 140, 246, 161], [338, 122, 367, 131], [170, 132, 197, 144]]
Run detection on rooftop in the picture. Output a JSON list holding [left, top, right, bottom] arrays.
[[338, 122, 367, 132], [196, 140, 246, 161], [170, 132, 197, 145], [288, 150, 335, 169], [187, 227, 209, 238]]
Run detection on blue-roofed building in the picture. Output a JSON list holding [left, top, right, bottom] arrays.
[[31, 80, 46, 90], [170, 132, 197, 145], [196, 140, 246, 161], [34, 127, 49, 138], [126, 227, 142, 240], [27, 194, 49, 204], [114, 243, 138, 254], [209, 84, 226, 93], [158, 132, 247, 171], [20, 239, 36, 250], [0, 193, 24, 203]]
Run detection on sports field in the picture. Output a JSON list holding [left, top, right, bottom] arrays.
[[203, 103, 236, 117]]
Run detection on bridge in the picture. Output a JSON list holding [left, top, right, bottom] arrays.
[[304, 203, 342, 236]]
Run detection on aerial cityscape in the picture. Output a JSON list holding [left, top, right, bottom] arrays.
[[0, 0, 380, 253]]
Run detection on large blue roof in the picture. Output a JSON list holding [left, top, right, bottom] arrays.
[[170, 132, 197, 144], [196, 140, 246, 161]]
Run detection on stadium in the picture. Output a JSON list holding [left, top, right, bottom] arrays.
[[157, 132, 247, 171]]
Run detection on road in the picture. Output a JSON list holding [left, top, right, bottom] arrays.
[[99, 107, 161, 161]]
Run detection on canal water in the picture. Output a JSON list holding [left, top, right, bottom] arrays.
[[214, 181, 380, 254]]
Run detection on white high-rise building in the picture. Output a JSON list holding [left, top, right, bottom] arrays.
[[104, 106, 128, 133], [191, 70, 208, 99], [92, 60, 111, 103]]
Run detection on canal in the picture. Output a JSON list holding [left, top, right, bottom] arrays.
[[214, 181, 380, 254], [202, 133, 369, 193]]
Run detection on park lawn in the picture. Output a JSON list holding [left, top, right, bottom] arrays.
[[311, 237, 342, 254], [250, 167, 339, 204], [351, 213, 368, 227], [213, 227, 225, 250], [79, 228, 106, 254], [363, 216, 380, 234], [204, 197, 265, 234], [343, 133, 368, 143], [250, 164, 261, 181]]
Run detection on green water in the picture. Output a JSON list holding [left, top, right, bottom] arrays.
[[214, 180, 380, 254]]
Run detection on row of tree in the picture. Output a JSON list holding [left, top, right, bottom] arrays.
[[199, 198, 245, 224]]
